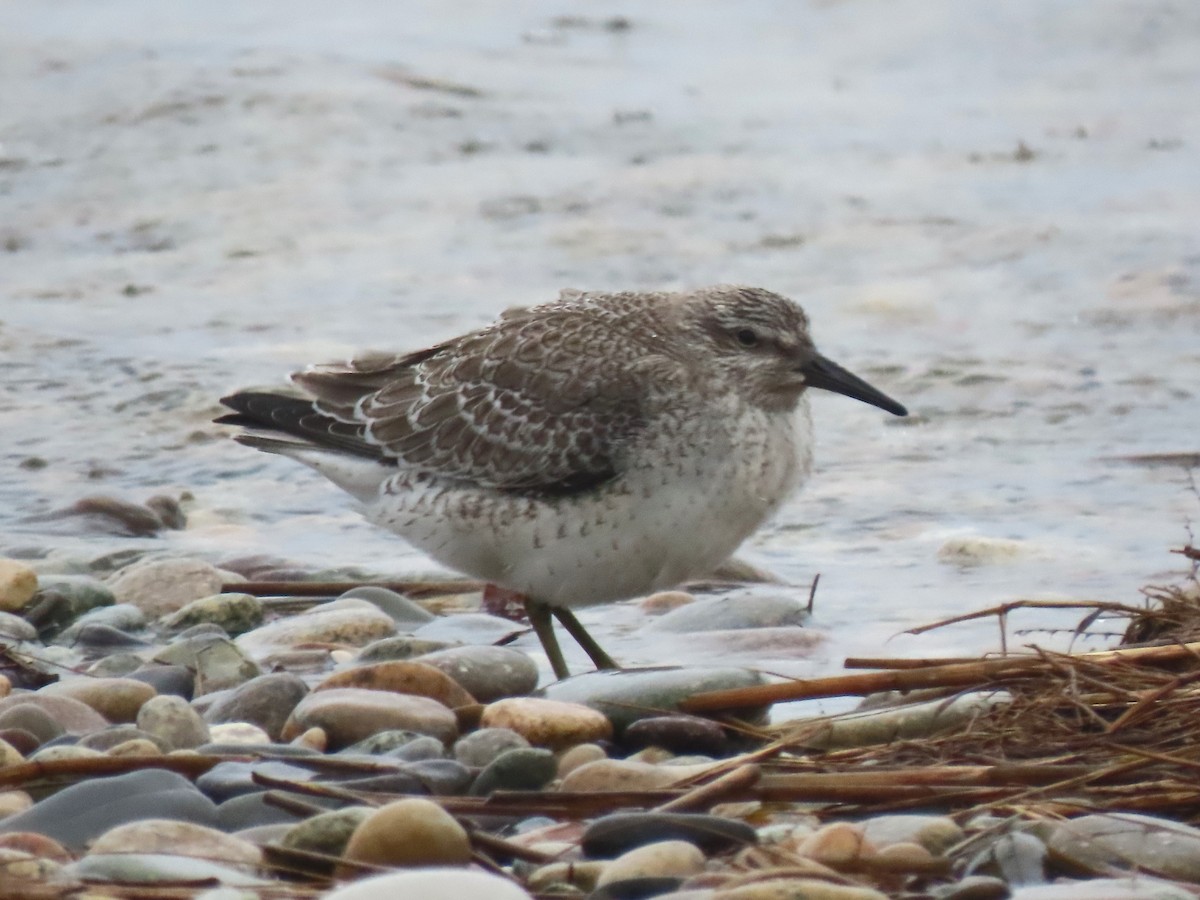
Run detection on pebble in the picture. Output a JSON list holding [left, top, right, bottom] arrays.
[[623, 715, 730, 756], [967, 831, 1047, 885], [201, 672, 309, 740], [540, 667, 767, 736], [216, 791, 310, 831], [454, 726, 531, 767], [0, 832, 71, 864], [413, 612, 526, 645], [0, 769, 218, 850], [470, 747, 557, 795], [340, 798, 472, 869], [340, 585, 436, 626], [323, 868, 534, 900], [584, 812, 757, 858], [357, 635, 458, 662], [197, 759, 315, 803], [0, 694, 108, 735], [65, 852, 270, 887], [0, 703, 66, 745], [0, 847, 61, 881], [152, 634, 262, 695], [314, 659, 476, 708], [235, 598, 398, 659], [282, 687, 458, 748], [644, 591, 810, 633], [129, 663, 196, 698], [480, 697, 612, 750], [208, 722, 271, 745], [107, 558, 230, 618], [33, 575, 117, 620], [0, 738, 25, 766], [933, 876, 1012, 900], [343, 728, 440, 756], [86, 651, 144, 678], [30, 744, 105, 763], [162, 592, 263, 636], [56, 603, 148, 643], [0, 791, 33, 817], [640, 590, 696, 614], [78, 724, 169, 753], [557, 742, 608, 777], [795, 822, 876, 865], [597, 839, 706, 886], [414, 644, 540, 702], [383, 734, 447, 761], [1046, 812, 1200, 882], [89, 818, 262, 868], [1008, 878, 1197, 900], [0, 611, 37, 641], [281, 806, 373, 856], [860, 814, 964, 854], [0, 559, 38, 612], [136, 694, 211, 750], [528, 859, 607, 893], [38, 676, 157, 723], [559, 758, 714, 793], [108, 737, 164, 757], [712, 879, 889, 900]]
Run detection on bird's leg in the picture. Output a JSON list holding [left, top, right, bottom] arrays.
[[525, 598, 571, 680], [550, 606, 620, 671]]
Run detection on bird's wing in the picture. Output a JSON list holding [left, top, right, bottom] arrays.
[[292, 306, 654, 492]]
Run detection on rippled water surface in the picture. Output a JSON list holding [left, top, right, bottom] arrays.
[[3, 1, 1198, 685]]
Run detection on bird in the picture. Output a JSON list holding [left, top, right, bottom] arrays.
[[216, 285, 907, 679]]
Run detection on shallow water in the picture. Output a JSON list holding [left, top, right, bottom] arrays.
[[3, 1, 1198, 687]]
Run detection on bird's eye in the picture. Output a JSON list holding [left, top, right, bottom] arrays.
[[735, 328, 759, 348]]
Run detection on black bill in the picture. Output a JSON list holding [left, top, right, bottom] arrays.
[[801, 353, 908, 417]]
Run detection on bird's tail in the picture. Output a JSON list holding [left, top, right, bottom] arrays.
[[216, 391, 391, 501]]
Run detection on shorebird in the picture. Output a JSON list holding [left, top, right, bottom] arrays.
[[217, 286, 907, 678]]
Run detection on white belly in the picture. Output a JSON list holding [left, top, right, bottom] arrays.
[[366, 401, 812, 606]]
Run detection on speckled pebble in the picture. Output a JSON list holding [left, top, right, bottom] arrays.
[[414, 644, 540, 702], [152, 635, 261, 696], [235, 598, 397, 659], [136, 694, 210, 750], [162, 592, 263, 636], [480, 697, 612, 750], [89, 818, 262, 868], [314, 659, 475, 708], [454, 726, 531, 767]]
